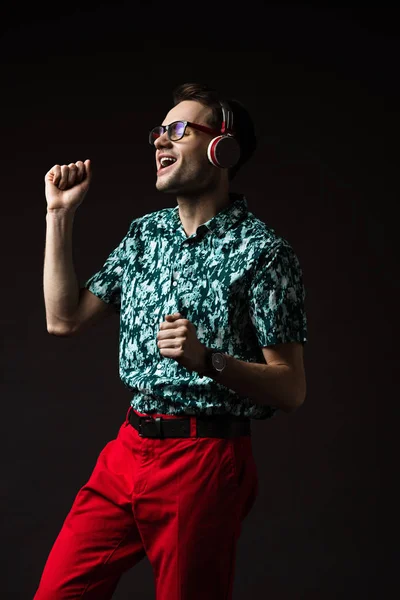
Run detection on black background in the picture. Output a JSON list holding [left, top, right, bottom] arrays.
[[1, 2, 394, 598]]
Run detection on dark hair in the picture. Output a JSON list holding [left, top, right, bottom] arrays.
[[172, 82, 257, 180]]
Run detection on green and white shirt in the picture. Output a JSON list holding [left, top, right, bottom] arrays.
[[84, 194, 307, 420]]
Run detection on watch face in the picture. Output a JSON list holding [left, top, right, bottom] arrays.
[[212, 353, 226, 371]]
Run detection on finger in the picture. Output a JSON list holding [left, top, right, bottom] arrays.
[[46, 164, 61, 186], [83, 159, 92, 183], [157, 327, 179, 340], [158, 339, 182, 349], [67, 163, 78, 187], [160, 319, 180, 330], [75, 160, 85, 183], [58, 165, 70, 190], [160, 347, 183, 359]]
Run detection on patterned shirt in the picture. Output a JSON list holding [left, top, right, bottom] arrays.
[[84, 193, 308, 420]]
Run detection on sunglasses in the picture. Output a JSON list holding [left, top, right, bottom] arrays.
[[148, 120, 222, 146]]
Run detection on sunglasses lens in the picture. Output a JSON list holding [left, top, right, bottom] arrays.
[[170, 121, 185, 141], [149, 126, 163, 145]]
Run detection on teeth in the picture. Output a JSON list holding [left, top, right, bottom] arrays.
[[160, 157, 176, 167]]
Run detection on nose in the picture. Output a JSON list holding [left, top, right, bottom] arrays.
[[154, 130, 173, 150]]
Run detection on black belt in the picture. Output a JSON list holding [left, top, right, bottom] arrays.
[[128, 409, 251, 439]]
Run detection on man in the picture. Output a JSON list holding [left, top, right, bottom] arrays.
[[35, 82, 307, 599]]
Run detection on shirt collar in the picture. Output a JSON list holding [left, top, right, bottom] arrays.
[[166, 193, 248, 239]]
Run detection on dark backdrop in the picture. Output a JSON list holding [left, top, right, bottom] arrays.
[[1, 2, 393, 598]]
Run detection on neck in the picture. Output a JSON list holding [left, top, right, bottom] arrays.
[[176, 181, 231, 238]]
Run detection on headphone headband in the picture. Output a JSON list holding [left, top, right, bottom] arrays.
[[219, 100, 234, 135]]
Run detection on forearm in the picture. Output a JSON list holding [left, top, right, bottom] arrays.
[[203, 351, 305, 412], [43, 209, 79, 334]]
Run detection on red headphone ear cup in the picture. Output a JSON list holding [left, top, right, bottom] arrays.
[[207, 136, 241, 168]]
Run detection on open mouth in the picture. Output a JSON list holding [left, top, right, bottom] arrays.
[[158, 156, 177, 174]]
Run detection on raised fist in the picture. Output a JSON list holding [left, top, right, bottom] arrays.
[[44, 159, 92, 211]]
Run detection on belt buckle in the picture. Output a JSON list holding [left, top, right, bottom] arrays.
[[138, 416, 154, 437]]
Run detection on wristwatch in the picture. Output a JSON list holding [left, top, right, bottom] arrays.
[[199, 347, 227, 378]]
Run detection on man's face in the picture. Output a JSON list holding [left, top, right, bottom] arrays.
[[154, 100, 220, 195]]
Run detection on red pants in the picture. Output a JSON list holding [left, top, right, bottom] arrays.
[[34, 407, 259, 599]]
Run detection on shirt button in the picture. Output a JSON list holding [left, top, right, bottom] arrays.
[[172, 281, 177, 286]]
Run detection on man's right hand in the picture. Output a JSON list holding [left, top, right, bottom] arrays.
[[44, 159, 92, 212]]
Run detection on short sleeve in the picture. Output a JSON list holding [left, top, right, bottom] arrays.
[[83, 219, 139, 313], [248, 242, 308, 347]]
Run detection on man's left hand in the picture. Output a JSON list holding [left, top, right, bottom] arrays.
[[156, 313, 206, 374]]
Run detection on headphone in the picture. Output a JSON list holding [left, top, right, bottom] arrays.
[[207, 100, 241, 169]]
